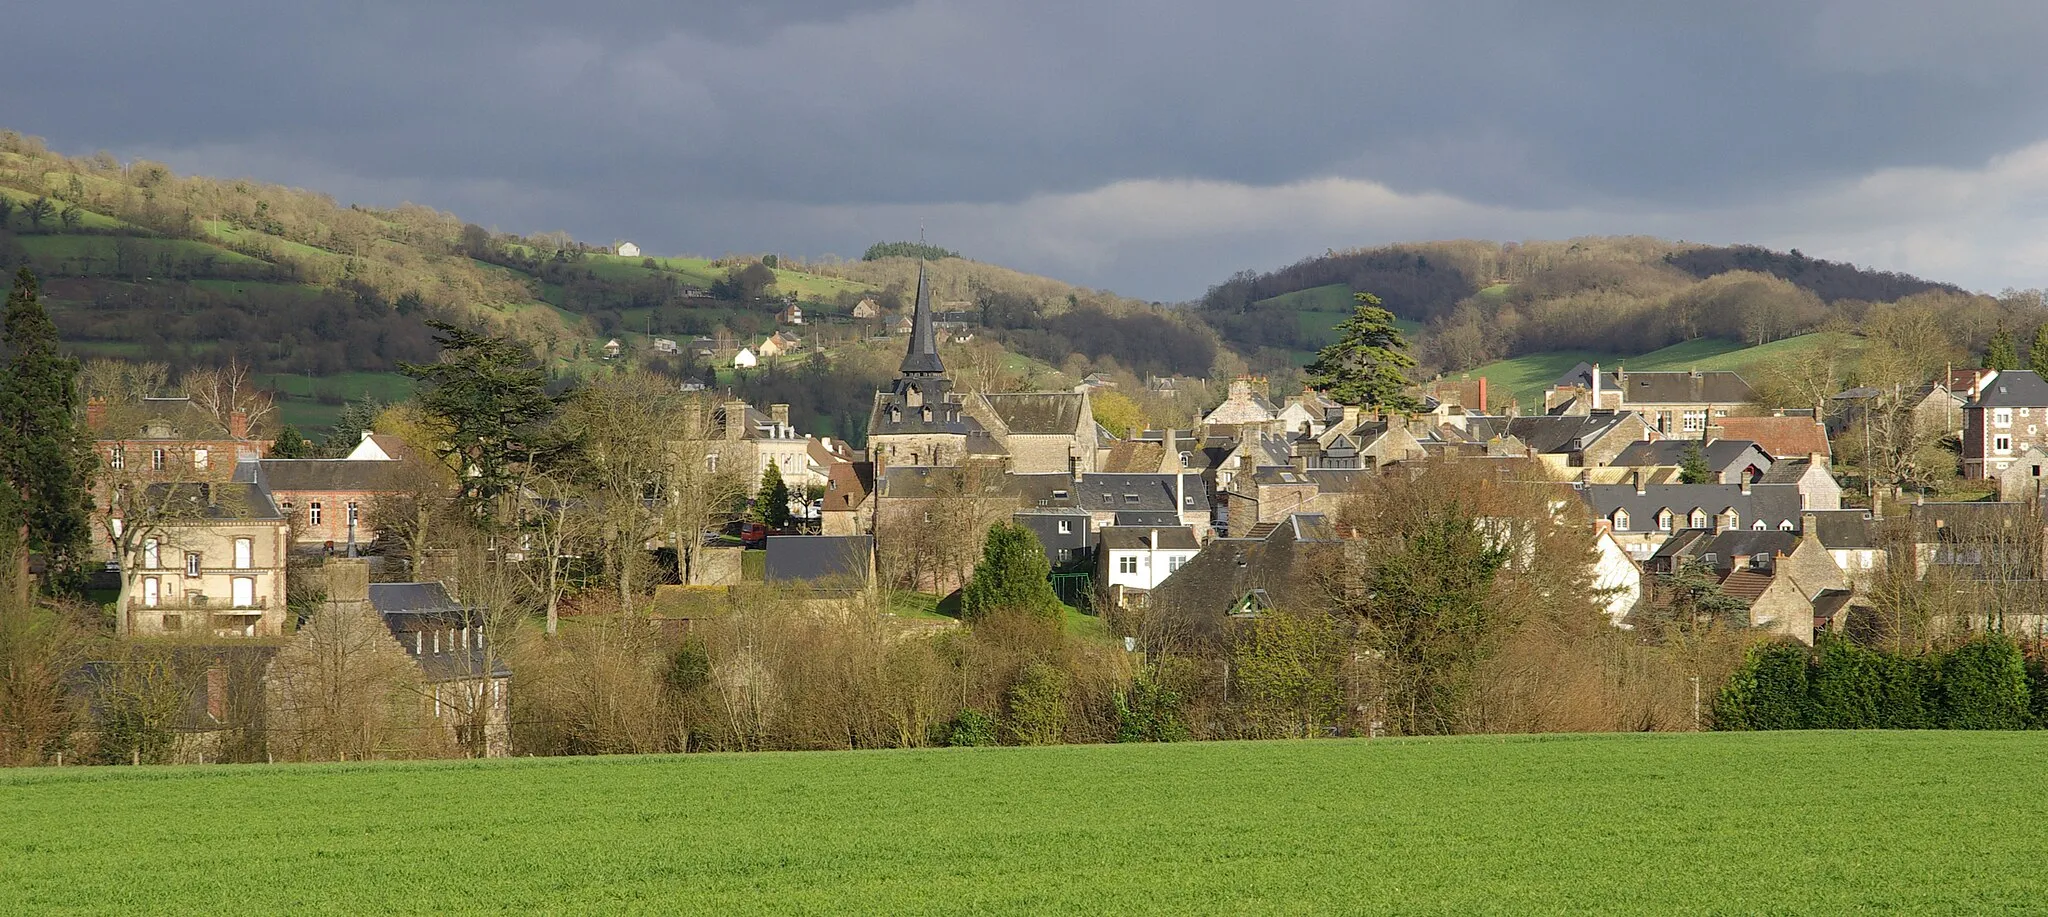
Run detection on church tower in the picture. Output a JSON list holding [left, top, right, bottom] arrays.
[[867, 261, 968, 467]]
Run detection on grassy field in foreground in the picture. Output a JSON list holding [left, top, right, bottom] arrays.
[[3, 732, 2044, 914]]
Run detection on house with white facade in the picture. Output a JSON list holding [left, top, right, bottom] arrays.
[[1097, 525, 1200, 603], [733, 347, 758, 369], [616, 242, 641, 257]]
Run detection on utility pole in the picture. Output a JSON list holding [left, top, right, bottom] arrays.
[[1691, 675, 1701, 731]]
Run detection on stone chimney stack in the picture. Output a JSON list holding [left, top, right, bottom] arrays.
[[1591, 363, 1602, 411], [724, 401, 749, 441], [769, 403, 790, 428], [1632, 469, 1645, 495]]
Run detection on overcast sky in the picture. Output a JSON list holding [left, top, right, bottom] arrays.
[[8, 0, 2048, 300]]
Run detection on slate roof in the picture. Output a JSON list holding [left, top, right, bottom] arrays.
[[1975, 370, 2048, 407], [1075, 473, 1210, 515], [1610, 439, 1767, 473], [1097, 526, 1200, 551], [1465, 413, 1640, 456], [764, 535, 874, 584], [1708, 416, 1831, 459], [1807, 509, 1878, 549], [978, 392, 1089, 435], [900, 261, 945, 376], [1113, 511, 1183, 527], [867, 391, 977, 437], [1581, 482, 1807, 531], [368, 582, 510, 682], [142, 480, 284, 521], [1554, 363, 1756, 404], [238, 458, 411, 493], [1145, 516, 1334, 650]]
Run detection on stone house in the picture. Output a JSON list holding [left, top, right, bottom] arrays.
[[709, 401, 824, 491], [1756, 456, 1843, 511], [1579, 479, 1809, 560], [1546, 363, 1756, 434], [1708, 413, 1831, 461], [1223, 466, 1370, 533], [1457, 412, 1657, 474], [1144, 513, 1350, 654], [1963, 370, 2048, 479], [852, 297, 882, 320], [1608, 439, 1772, 484], [88, 395, 266, 488], [1995, 446, 2048, 501], [1202, 377, 1280, 428], [122, 479, 290, 639], [820, 461, 875, 536], [777, 303, 804, 325]]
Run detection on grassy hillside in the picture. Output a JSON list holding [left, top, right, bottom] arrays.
[[1460, 332, 1858, 412], [3, 732, 2040, 914]]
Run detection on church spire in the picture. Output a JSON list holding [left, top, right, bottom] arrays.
[[899, 259, 945, 377]]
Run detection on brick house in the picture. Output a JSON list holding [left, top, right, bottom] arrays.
[[236, 456, 415, 549]]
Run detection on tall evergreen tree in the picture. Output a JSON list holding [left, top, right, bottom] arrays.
[[401, 320, 564, 527], [269, 424, 311, 458], [0, 268, 93, 597], [753, 461, 792, 529], [1678, 442, 1713, 484], [1985, 328, 2020, 371], [960, 521, 1061, 623], [2030, 324, 2048, 377], [1303, 291, 1419, 411]]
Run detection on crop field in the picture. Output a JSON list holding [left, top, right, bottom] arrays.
[[2, 731, 2041, 914]]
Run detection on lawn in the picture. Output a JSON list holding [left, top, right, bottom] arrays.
[[2, 732, 2042, 914], [1254, 283, 1424, 364], [1463, 332, 1860, 411], [16, 233, 270, 269]]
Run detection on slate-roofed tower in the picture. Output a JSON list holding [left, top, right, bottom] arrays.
[[900, 260, 945, 378]]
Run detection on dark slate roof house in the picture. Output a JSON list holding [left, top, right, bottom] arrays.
[[1581, 482, 1807, 534], [764, 535, 876, 586], [368, 582, 512, 683], [1609, 440, 1772, 483]]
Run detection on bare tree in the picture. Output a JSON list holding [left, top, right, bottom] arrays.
[[181, 360, 275, 438], [264, 594, 429, 761]]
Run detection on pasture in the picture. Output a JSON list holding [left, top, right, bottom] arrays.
[[1464, 331, 1858, 411], [2, 731, 2039, 914]]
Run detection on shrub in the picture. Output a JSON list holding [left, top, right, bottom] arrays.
[[1808, 636, 1883, 729], [1873, 652, 1937, 730], [942, 709, 999, 747], [1712, 642, 1810, 730], [2028, 656, 2048, 729], [1115, 667, 1190, 743], [1938, 635, 2031, 730], [1003, 664, 1070, 746]]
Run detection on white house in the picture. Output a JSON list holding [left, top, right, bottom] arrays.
[[602, 339, 622, 359], [616, 242, 641, 258], [1097, 526, 1200, 593], [1589, 527, 1644, 628], [733, 347, 758, 369], [653, 338, 679, 354]]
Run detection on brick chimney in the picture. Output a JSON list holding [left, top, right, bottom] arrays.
[[229, 409, 249, 439], [86, 397, 106, 430], [1476, 376, 1489, 413]]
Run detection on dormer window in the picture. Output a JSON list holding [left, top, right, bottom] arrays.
[[1689, 508, 1707, 529], [1780, 519, 1795, 531], [921, 405, 933, 422], [1752, 520, 1766, 531], [906, 386, 924, 408], [1611, 508, 1630, 531], [1657, 508, 1674, 532]]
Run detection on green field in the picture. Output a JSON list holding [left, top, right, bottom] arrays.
[[2, 732, 2040, 914], [17, 234, 270, 268], [1465, 332, 1858, 412], [1254, 283, 1424, 363]]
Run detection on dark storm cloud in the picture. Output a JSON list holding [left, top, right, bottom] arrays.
[[6, 1, 2048, 298]]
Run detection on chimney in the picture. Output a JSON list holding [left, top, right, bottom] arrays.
[[1289, 450, 1307, 474], [1476, 376, 1489, 413], [86, 398, 106, 430], [361, 429, 375, 443], [769, 403, 790, 427], [1632, 469, 1645, 495], [1341, 405, 1361, 429], [1801, 511, 1818, 534], [1809, 451, 1828, 468], [724, 401, 748, 441], [324, 557, 371, 607], [1591, 363, 1601, 410], [1070, 454, 1083, 484], [1739, 476, 1751, 495], [229, 409, 249, 439]]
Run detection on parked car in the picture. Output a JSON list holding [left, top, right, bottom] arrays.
[[739, 522, 768, 547]]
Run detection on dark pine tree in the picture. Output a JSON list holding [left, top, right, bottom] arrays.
[[1985, 328, 2020, 371], [1303, 291, 1420, 412], [269, 424, 312, 458], [753, 461, 792, 529], [0, 268, 94, 596]]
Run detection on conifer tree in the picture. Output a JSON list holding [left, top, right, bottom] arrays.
[[960, 521, 1060, 623], [1678, 442, 1713, 484], [401, 320, 564, 527], [0, 268, 93, 596], [1303, 291, 1419, 411], [269, 424, 311, 458], [753, 461, 792, 529], [2030, 324, 2048, 377], [1986, 328, 2020, 371]]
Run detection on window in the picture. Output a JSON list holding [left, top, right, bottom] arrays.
[[1118, 555, 1138, 574], [233, 537, 253, 569], [1657, 509, 1674, 532], [346, 502, 359, 526], [1780, 520, 1796, 531], [142, 576, 160, 607], [1689, 509, 1707, 529], [1057, 520, 1072, 535], [1168, 556, 1186, 574], [1611, 509, 1630, 531], [1681, 411, 1707, 433], [308, 502, 322, 525], [109, 446, 124, 470], [1124, 494, 1140, 505], [1752, 520, 1766, 531], [706, 454, 718, 473], [1725, 511, 1739, 531], [1995, 408, 2013, 428], [142, 538, 160, 569], [151, 448, 166, 471], [192, 448, 209, 471], [231, 577, 255, 609], [185, 552, 201, 577], [1056, 548, 1070, 562], [1995, 434, 2013, 453]]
